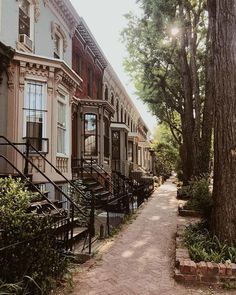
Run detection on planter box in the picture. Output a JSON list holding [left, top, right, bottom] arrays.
[[178, 204, 203, 218], [175, 224, 236, 285]]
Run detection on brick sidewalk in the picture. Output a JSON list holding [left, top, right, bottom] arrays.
[[68, 178, 236, 295]]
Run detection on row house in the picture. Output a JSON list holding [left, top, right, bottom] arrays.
[[103, 65, 155, 176], [0, 0, 81, 197], [0, 0, 156, 205], [71, 19, 114, 171]]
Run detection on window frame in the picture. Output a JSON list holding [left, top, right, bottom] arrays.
[[103, 117, 110, 158], [18, 0, 35, 50], [23, 80, 47, 152], [84, 113, 97, 156], [57, 90, 69, 157]]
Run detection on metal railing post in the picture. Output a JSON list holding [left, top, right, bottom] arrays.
[[88, 191, 95, 254], [24, 138, 30, 176]]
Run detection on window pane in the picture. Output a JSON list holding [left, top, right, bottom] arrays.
[[104, 118, 110, 158], [112, 131, 120, 159], [57, 99, 66, 154], [24, 82, 46, 151], [84, 114, 97, 156], [19, 1, 30, 36]]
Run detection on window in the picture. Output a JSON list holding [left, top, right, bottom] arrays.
[[120, 107, 123, 123], [112, 131, 120, 160], [87, 68, 93, 98], [84, 114, 97, 156], [111, 93, 114, 105], [54, 33, 63, 59], [23, 81, 47, 152], [55, 183, 69, 209], [52, 22, 67, 60], [104, 118, 110, 158], [18, 0, 39, 51], [75, 53, 82, 75], [116, 100, 119, 121], [104, 85, 108, 100], [125, 132, 128, 160], [57, 92, 67, 155], [97, 79, 102, 100], [128, 141, 133, 162], [19, 0, 30, 37], [124, 110, 127, 124]]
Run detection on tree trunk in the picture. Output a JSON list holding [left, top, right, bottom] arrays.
[[211, 0, 236, 244], [198, 4, 214, 176]]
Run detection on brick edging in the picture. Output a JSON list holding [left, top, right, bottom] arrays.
[[175, 224, 236, 284]]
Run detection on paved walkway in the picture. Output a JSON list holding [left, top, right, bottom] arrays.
[[69, 178, 236, 295]]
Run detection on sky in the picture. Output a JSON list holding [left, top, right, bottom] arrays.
[[70, 0, 157, 135]]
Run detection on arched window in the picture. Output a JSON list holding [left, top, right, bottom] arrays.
[[84, 114, 97, 156], [111, 92, 114, 105], [120, 107, 123, 123], [127, 115, 130, 127], [104, 117, 110, 158], [104, 85, 109, 100], [124, 110, 127, 124], [116, 100, 119, 122]]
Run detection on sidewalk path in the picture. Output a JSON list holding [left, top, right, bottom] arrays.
[[69, 177, 235, 295]]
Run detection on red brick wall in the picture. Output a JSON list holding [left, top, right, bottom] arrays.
[[72, 36, 103, 100]]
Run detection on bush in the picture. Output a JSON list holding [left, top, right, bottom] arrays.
[[0, 178, 67, 294], [184, 178, 213, 217], [184, 222, 236, 263]]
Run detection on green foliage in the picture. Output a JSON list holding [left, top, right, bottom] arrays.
[[0, 178, 67, 294], [184, 178, 213, 216], [153, 124, 179, 177], [184, 222, 236, 263]]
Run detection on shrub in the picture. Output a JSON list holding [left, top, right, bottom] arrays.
[[184, 222, 236, 263], [0, 178, 67, 294], [184, 178, 213, 217]]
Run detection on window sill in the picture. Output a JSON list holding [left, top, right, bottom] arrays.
[[16, 41, 33, 53], [56, 154, 69, 158]]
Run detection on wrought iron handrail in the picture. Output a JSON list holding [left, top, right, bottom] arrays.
[[0, 154, 60, 214], [24, 140, 92, 209], [82, 158, 114, 192], [72, 158, 112, 193], [0, 136, 88, 218]]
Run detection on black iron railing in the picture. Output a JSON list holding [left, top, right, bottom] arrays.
[[0, 136, 95, 253]]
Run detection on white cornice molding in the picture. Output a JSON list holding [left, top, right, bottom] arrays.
[[44, 0, 80, 36]]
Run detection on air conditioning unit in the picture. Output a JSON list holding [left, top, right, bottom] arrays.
[[19, 34, 33, 51]]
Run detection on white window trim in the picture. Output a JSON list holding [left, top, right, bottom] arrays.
[[56, 89, 69, 157], [17, 0, 40, 53], [51, 22, 68, 59]]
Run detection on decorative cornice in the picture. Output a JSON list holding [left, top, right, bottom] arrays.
[[13, 52, 83, 97], [77, 98, 115, 115], [44, 0, 79, 37], [76, 19, 108, 70]]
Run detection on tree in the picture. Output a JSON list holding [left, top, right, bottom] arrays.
[[210, 0, 236, 245], [122, 0, 214, 183]]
